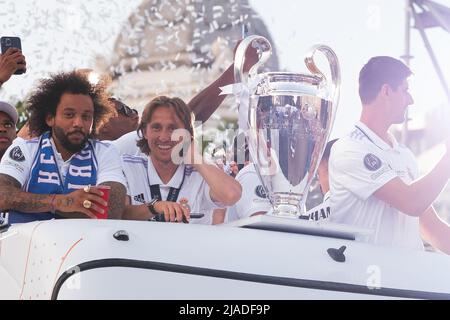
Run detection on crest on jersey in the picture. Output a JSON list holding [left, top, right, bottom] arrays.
[[255, 185, 268, 199], [364, 153, 382, 171], [9, 146, 25, 162]]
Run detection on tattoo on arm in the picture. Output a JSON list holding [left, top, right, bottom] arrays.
[[101, 181, 126, 220], [64, 197, 74, 207], [0, 174, 53, 213]]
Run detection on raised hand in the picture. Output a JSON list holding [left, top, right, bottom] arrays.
[[0, 48, 26, 85], [233, 39, 259, 74]]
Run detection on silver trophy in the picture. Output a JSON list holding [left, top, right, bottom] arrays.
[[234, 36, 341, 217]]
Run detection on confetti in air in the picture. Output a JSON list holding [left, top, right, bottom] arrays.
[[0, 0, 279, 124]]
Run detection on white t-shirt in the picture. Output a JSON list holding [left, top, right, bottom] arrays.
[[0, 137, 127, 188], [329, 122, 424, 250], [111, 131, 143, 156], [226, 164, 271, 222], [121, 154, 222, 224]]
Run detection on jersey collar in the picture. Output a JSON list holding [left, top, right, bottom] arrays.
[[147, 157, 185, 188], [354, 121, 399, 151]]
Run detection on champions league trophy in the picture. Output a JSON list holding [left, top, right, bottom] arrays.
[[234, 36, 341, 217]]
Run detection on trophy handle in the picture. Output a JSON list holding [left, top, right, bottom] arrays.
[[304, 45, 341, 104], [234, 35, 272, 84]]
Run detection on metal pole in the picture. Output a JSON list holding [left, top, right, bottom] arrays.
[[412, 5, 450, 104], [401, 0, 413, 145], [402, 0, 413, 67]]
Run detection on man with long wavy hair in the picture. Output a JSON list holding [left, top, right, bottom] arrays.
[[121, 96, 241, 223]]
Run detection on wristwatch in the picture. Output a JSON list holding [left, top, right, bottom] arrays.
[[146, 197, 160, 216]]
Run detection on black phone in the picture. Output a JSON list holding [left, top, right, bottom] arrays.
[[151, 213, 205, 223], [1, 36, 25, 75]]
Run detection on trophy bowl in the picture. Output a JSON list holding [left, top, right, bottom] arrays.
[[234, 36, 341, 217]]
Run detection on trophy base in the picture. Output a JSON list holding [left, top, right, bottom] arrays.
[[267, 205, 301, 218], [268, 193, 305, 218]]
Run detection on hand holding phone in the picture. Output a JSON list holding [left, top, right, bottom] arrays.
[[0, 36, 26, 77]]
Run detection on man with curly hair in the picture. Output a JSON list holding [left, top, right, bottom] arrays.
[[0, 71, 127, 224]]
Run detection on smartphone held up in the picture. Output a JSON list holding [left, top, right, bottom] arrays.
[[1, 36, 26, 75]]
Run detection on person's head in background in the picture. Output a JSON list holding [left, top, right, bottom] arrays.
[[0, 101, 18, 160], [317, 139, 338, 195], [96, 97, 139, 141]]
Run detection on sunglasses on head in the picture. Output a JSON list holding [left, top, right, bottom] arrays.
[[109, 98, 138, 117]]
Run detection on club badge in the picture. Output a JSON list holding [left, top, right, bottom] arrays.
[[255, 185, 268, 199], [9, 146, 25, 162], [364, 153, 382, 171]]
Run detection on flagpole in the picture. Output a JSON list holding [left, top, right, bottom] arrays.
[[401, 0, 413, 145], [411, 3, 450, 104]]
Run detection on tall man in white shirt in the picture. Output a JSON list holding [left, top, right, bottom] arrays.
[[329, 56, 450, 252], [121, 96, 242, 223], [0, 71, 127, 224]]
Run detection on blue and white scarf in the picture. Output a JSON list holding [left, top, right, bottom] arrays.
[[9, 132, 98, 224]]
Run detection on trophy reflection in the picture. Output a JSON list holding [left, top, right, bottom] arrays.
[[234, 36, 341, 217]]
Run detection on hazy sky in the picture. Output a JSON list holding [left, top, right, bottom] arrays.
[[1, 0, 450, 138]]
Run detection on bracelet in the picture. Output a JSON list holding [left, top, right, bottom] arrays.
[[49, 194, 57, 214], [146, 198, 159, 217]]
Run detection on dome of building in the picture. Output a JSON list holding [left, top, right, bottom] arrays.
[[97, 0, 279, 114], [110, 0, 279, 75]]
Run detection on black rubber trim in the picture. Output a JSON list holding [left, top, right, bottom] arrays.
[[51, 258, 450, 300]]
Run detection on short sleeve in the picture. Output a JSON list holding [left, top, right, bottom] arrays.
[[329, 141, 397, 200], [0, 138, 33, 187], [95, 142, 127, 187], [234, 169, 271, 218], [119, 156, 131, 197]]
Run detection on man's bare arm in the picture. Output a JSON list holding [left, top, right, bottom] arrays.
[[0, 173, 54, 213], [0, 174, 104, 218], [188, 64, 233, 122], [101, 181, 126, 220], [374, 151, 450, 217], [420, 207, 450, 254], [188, 42, 258, 122]]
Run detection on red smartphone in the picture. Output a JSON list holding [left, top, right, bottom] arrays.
[[0, 36, 25, 75]]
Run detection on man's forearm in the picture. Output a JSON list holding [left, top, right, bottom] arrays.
[[420, 207, 450, 255], [194, 163, 241, 206], [376, 153, 450, 216], [405, 154, 450, 215], [0, 186, 53, 213], [102, 182, 126, 220], [188, 64, 233, 122]]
